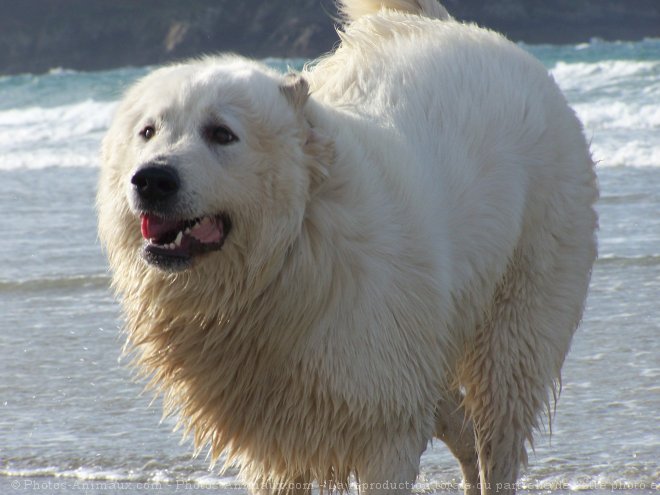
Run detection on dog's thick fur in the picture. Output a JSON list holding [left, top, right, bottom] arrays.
[[97, 1, 598, 494]]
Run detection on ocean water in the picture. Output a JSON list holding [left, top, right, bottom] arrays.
[[1, 39, 659, 494]]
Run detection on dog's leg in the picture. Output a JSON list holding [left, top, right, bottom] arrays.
[[460, 260, 542, 495], [434, 391, 479, 495], [251, 474, 312, 495], [461, 314, 533, 494], [461, 240, 591, 495], [354, 432, 427, 494]]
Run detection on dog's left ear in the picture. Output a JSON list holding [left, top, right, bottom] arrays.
[[280, 73, 310, 112], [280, 73, 333, 192]]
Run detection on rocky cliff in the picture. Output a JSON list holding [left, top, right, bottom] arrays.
[[1, 0, 658, 75]]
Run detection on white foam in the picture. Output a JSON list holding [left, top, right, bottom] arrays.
[[1, 57, 658, 171], [548, 58, 660, 168], [590, 136, 660, 168], [551, 59, 660, 93], [573, 98, 660, 167], [573, 100, 660, 131], [0, 99, 115, 170], [0, 465, 239, 488]]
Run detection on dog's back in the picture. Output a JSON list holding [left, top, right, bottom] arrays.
[[307, 2, 597, 492]]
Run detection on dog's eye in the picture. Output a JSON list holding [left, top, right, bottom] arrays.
[[205, 125, 238, 145], [139, 125, 156, 141]]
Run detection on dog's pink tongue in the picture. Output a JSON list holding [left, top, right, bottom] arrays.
[[191, 218, 222, 244], [140, 214, 178, 240]]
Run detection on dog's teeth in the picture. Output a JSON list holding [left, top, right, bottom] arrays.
[[201, 217, 210, 225], [169, 243, 176, 249], [175, 231, 183, 247], [184, 228, 191, 234]]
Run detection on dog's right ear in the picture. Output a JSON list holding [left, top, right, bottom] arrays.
[[280, 73, 310, 112]]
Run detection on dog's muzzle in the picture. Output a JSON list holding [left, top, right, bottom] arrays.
[[129, 163, 231, 271]]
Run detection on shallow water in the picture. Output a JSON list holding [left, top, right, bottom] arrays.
[[1, 42, 659, 493]]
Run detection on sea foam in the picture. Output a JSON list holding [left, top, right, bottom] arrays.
[[0, 50, 657, 171], [0, 100, 116, 170], [549, 58, 660, 168]]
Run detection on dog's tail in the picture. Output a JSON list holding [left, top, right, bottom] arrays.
[[338, 0, 452, 23]]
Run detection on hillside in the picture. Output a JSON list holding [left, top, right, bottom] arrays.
[[1, 0, 658, 75]]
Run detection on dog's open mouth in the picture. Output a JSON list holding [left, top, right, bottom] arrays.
[[140, 213, 232, 269]]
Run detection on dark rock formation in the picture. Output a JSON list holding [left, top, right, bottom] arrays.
[[444, 0, 660, 45], [1, 0, 658, 75]]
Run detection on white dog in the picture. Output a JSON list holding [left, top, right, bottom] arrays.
[[97, 1, 597, 494]]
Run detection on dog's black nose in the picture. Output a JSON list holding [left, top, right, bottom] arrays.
[[131, 166, 180, 202]]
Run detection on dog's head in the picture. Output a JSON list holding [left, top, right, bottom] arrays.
[[98, 56, 331, 284]]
